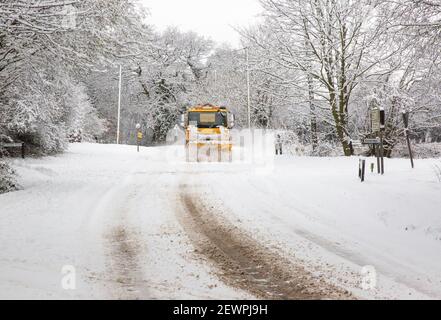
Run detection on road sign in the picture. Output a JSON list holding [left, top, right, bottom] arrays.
[[362, 138, 381, 145], [371, 107, 381, 133], [136, 131, 143, 153], [0, 143, 23, 148], [0, 142, 25, 158]]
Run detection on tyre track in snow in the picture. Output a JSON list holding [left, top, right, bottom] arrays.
[[178, 184, 352, 300], [94, 175, 149, 299], [105, 223, 146, 299]]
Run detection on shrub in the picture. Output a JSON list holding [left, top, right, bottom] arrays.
[[0, 161, 18, 194]]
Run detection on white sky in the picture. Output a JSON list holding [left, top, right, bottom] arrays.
[[140, 0, 263, 47]]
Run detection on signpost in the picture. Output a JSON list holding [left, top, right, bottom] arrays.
[[357, 99, 389, 181], [136, 123, 142, 152]]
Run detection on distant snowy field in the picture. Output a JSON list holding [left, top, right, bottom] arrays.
[[0, 143, 440, 299]]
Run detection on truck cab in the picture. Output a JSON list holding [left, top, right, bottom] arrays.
[[180, 104, 235, 162]]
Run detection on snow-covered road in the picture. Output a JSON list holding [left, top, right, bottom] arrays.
[[1, 143, 440, 299]]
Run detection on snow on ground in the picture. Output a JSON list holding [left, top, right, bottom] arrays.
[[196, 155, 441, 299], [1, 142, 440, 299], [0, 143, 251, 299]]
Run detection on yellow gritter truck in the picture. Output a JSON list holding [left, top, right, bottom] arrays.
[[180, 104, 235, 162]]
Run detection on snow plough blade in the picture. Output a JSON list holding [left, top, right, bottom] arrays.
[[186, 142, 233, 163]]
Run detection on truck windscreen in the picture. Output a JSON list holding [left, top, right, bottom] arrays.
[[188, 112, 227, 128]]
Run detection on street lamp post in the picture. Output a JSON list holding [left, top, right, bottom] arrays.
[[245, 47, 251, 130], [116, 65, 122, 145], [229, 46, 252, 129]]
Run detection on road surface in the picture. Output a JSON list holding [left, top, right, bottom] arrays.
[[1, 143, 440, 299]]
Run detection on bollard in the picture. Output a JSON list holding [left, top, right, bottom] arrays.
[[362, 160, 366, 182], [359, 159, 366, 182]]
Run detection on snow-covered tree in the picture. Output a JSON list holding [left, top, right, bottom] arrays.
[[0, 0, 150, 189], [244, 0, 398, 156], [0, 0, 147, 150]]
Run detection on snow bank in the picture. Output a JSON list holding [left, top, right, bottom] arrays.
[[198, 156, 441, 299]]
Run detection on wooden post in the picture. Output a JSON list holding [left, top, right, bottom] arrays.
[[362, 160, 366, 182], [379, 132, 385, 175], [21, 143, 25, 159], [406, 133, 415, 169], [402, 111, 415, 169], [376, 145, 380, 174], [380, 107, 386, 175], [359, 159, 366, 182]]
